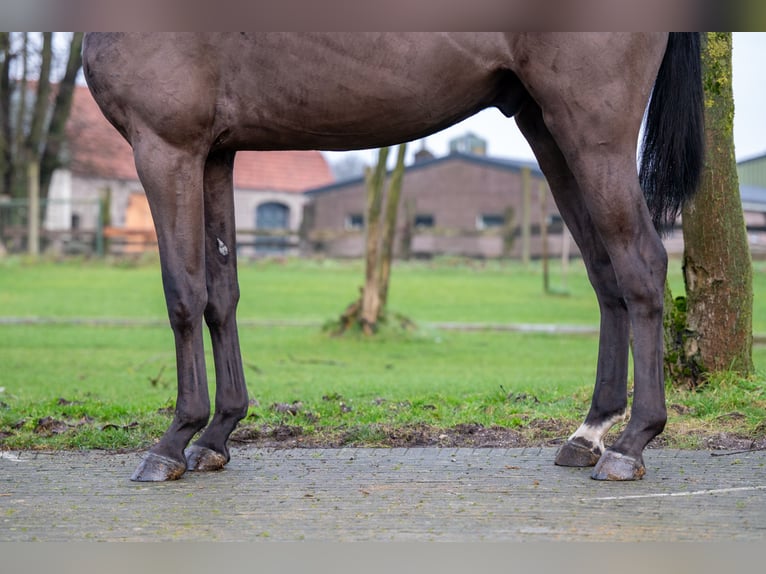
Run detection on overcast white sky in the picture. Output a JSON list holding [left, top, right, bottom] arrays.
[[325, 32, 766, 168]]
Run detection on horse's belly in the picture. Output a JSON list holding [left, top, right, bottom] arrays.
[[214, 33, 509, 151], [223, 97, 492, 152]]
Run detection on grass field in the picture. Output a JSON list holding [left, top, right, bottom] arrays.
[[1, 255, 764, 451]]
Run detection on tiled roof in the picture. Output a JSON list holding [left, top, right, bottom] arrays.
[[232, 150, 334, 192], [66, 85, 334, 192]]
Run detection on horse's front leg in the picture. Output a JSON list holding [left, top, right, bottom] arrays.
[[185, 151, 249, 472], [129, 135, 211, 482]]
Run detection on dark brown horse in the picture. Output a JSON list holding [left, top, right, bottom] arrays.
[[83, 33, 703, 482]]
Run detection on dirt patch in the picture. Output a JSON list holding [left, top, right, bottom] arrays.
[[229, 422, 545, 449], [229, 421, 766, 452]]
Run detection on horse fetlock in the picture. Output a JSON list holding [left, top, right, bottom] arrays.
[[564, 411, 626, 455]]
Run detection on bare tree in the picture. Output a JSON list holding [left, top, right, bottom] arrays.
[[0, 33, 12, 195], [40, 33, 84, 199], [0, 32, 84, 201], [334, 144, 408, 335], [0, 32, 84, 255]]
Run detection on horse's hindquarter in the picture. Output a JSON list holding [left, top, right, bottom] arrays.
[[86, 33, 517, 152], [508, 33, 668, 150]]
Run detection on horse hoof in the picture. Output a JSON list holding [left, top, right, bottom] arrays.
[[591, 450, 646, 481], [555, 440, 601, 467], [130, 452, 187, 482], [185, 444, 227, 471]]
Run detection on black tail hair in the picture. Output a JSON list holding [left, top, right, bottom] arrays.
[[639, 32, 705, 232]]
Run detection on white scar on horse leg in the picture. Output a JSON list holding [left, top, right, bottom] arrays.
[[216, 238, 229, 256], [568, 411, 627, 451]]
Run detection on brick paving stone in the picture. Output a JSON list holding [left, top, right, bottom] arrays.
[[1, 447, 764, 541]]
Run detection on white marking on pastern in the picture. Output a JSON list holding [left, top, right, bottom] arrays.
[[568, 411, 627, 451]]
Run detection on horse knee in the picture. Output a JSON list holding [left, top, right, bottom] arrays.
[[204, 287, 239, 327], [165, 283, 208, 333]]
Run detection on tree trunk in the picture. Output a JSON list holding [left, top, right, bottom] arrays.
[[11, 34, 28, 198], [501, 205, 516, 258], [40, 32, 84, 201], [27, 159, 39, 256], [26, 33, 52, 159], [335, 144, 409, 336], [378, 143, 407, 310], [0, 33, 11, 197], [400, 197, 415, 261], [680, 32, 753, 380], [360, 147, 389, 334], [520, 166, 531, 266]]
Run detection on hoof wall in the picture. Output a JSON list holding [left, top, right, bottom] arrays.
[[555, 440, 601, 467], [185, 444, 227, 472], [130, 452, 186, 482], [591, 450, 645, 481]]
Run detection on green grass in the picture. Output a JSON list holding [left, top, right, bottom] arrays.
[[0, 255, 764, 451], [0, 322, 601, 449], [0, 255, 604, 325], [1, 255, 765, 330]]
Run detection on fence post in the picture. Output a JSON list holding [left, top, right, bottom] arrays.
[[540, 180, 549, 293], [95, 195, 105, 256], [27, 160, 40, 257], [520, 166, 531, 266]]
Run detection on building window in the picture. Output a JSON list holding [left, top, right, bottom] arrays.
[[255, 202, 290, 253], [477, 214, 505, 230], [256, 202, 290, 230], [345, 213, 364, 230], [414, 214, 435, 229]]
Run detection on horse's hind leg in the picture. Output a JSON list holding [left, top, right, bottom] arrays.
[[129, 133, 210, 482], [185, 150, 249, 471], [515, 101, 630, 467]]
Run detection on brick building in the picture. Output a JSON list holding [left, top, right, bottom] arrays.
[[303, 149, 570, 260]]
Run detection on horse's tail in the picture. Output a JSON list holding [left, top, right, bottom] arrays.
[[639, 32, 705, 232]]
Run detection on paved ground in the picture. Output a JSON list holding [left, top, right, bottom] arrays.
[[1, 446, 765, 541]]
